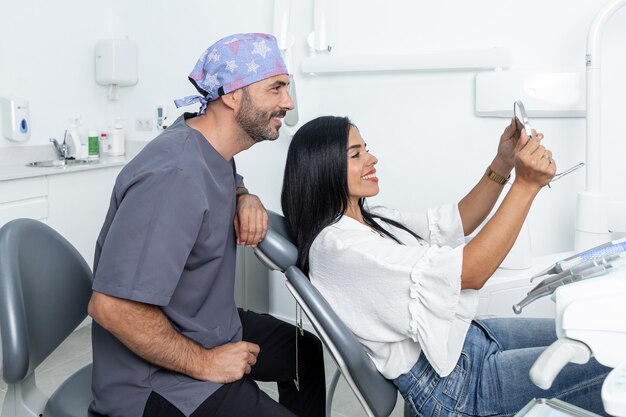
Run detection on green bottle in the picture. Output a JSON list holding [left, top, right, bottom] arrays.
[[88, 131, 99, 159]]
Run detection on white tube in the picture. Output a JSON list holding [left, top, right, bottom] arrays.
[[301, 48, 511, 74], [585, 0, 626, 193], [575, 192, 610, 252], [107, 84, 118, 101], [575, 0, 626, 251], [273, 0, 291, 51], [313, 0, 331, 51]]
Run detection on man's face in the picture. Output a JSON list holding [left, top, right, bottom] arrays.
[[235, 74, 294, 143]]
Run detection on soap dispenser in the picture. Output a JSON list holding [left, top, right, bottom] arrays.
[[1, 96, 30, 142]]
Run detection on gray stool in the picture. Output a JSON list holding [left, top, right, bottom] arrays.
[[0, 219, 97, 417]]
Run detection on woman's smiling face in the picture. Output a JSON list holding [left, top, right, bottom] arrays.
[[346, 126, 379, 207]]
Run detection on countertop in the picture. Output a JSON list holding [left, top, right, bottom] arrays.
[[0, 156, 129, 182], [0, 141, 146, 182]]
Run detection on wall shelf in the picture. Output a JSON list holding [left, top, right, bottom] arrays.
[[300, 47, 511, 74]]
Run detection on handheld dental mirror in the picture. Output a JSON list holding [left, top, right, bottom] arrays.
[[514, 100, 533, 139], [513, 100, 585, 185]]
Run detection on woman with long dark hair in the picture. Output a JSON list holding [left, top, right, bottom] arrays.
[[281, 116, 609, 416]]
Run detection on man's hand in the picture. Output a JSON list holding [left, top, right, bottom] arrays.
[[202, 342, 260, 383], [234, 192, 268, 247], [89, 291, 261, 384]]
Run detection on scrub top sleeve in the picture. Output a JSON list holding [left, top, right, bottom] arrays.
[[93, 168, 206, 306], [232, 159, 244, 189], [235, 173, 244, 189]]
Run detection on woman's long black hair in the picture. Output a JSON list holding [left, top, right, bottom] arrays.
[[281, 116, 419, 275]]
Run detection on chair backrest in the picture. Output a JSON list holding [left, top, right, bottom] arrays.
[[255, 211, 399, 417], [0, 218, 93, 384], [254, 211, 298, 272]]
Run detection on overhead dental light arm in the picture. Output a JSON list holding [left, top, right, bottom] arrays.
[[575, 0, 626, 251]]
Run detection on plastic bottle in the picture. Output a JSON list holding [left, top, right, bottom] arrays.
[[109, 120, 125, 156], [78, 117, 90, 159], [99, 132, 109, 160], [88, 130, 99, 159], [65, 118, 83, 159]]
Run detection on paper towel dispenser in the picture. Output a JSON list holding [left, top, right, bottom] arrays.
[[95, 39, 138, 99]]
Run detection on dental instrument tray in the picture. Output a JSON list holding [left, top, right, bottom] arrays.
[[515, 398, 602, 417], [512, 238, 626, 314]]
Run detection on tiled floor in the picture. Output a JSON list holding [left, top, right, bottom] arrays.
[[0, 325, 406, 417]]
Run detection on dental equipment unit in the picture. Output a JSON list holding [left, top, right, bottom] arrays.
[[513, 250, 626, 314], [510, 243, 626, 416], [527, 268, 626, 416], [531, 237, 626, 281]]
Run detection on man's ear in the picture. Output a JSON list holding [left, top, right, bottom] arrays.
[[221, 90, 241, 111]]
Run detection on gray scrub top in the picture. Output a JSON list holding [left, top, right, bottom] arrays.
[[90, 113, 245, 417]]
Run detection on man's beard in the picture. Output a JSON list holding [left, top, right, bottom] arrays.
[[235, 89, 286, 143]]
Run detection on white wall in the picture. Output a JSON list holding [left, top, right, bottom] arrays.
[[0, 1, 116, 146], [1, 0, 625, 320]]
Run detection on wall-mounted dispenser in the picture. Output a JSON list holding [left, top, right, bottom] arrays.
[[1, 96, 30, 142], [95, 39, 138, 100]]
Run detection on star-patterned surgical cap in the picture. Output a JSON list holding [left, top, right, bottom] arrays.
[[174, 33, 288, 114]]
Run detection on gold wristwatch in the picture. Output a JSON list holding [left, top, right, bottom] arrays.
[[485, 166, 510, 185]]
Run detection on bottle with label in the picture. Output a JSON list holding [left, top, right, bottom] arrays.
[[88, 131, 99, 159], [109, 121, 125, 156], [99, 132, 109, 159]]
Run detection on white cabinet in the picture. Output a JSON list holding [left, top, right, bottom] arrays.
[[47, 167, 122, 267], [0, 166, 269, 313], [0, 166, 122, 269], [0, 176, 48, 227]]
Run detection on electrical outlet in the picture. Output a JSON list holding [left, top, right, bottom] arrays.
[[135, 118, 153, 131]]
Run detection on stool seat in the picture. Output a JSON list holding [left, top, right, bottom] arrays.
[[44, 365, 98, 417]]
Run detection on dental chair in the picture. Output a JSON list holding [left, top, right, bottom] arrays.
[[0, 219, 96, 417], [254, 210, 410, 417]]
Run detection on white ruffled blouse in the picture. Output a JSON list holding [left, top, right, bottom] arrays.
[[308, 204, 479, 379]]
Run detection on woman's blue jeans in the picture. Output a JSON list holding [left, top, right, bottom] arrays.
[[393, 318, 611, 417]]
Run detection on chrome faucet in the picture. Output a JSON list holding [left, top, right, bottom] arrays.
[[50, 132, 69, 160]]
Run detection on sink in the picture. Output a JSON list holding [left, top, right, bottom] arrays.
[[27, 159, 98, 168]]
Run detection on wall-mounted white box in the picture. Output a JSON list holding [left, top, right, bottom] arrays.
[[1, 96, 30, 142], [475, 70, 585, 118], [95, 39, 138, 87]]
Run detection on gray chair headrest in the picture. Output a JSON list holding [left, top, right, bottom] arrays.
[[254, 210, 298, 272]]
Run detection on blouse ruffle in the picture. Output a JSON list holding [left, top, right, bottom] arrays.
[[309, 204, 478, 378]]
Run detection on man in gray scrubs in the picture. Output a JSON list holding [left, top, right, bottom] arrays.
[[88, 33, 325, 417]]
